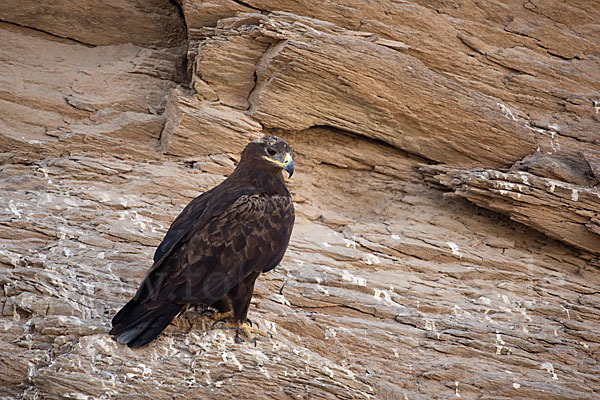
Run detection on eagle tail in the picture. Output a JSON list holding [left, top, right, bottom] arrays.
[[110, 300, 183, 348]]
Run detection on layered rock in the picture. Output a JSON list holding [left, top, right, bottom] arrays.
[[421, 165, 600, 255], [1, 1, 599, 399]]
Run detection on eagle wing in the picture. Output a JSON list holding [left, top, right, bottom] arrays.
[[137, 193, 294, 309], [152, 187, 216, 264]]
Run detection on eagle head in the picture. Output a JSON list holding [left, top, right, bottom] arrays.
[[243, 136, 294, 178]]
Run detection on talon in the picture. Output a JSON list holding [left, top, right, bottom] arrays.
[[205, 310, 234, 324], [211, 319, 226, 329], [246, 318, 259, 329], [201, 309, 215, 317], [212, 320, 272, 344]]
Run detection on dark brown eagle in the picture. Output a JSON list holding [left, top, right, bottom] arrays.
[[110, 136, 295, 347]]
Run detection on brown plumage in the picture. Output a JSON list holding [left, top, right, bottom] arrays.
[[110, 136, 295, 347]]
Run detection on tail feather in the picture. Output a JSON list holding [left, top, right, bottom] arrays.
[[111, 298, 146, 330], [110, 300, 183, 348]]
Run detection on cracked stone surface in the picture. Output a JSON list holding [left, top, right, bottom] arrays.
[[1, 1, 599, 399]]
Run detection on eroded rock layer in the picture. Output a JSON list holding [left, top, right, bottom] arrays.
[[1, 1, 599, 399]]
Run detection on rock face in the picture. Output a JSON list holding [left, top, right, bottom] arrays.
[[1, 1, 599, 399]]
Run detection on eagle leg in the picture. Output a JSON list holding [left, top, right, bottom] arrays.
[[204, 309, 234, 324], [211, 320, 272, 345], [210, 271, 273, 343], [234, 321, 271, 346]]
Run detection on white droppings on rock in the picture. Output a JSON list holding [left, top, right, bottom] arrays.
[[199, 369, 212, 386], [446, 242, 461, 257], [98, 192, 111, 202], [391, 234, 400, 240], [220, 351, 229, 365], [513, 383, 521, 389], [495, 331, 506, 355], [322, 242, 331, 248], [453, 304, 473, 318], [0, 249, 21, 267], [541, 362, 558, 380], [7, 200, 23, 218], [230, 353, 243, 371], [477, 296, 491, 305], [37, 166, 49, 178], [262, 320, 277, 334], [141, 363, 152, 377], [130, 211, 153, 231], [571, 189, 578, 202], [343, 238, 356, 249], [317, 285, 329, 295], [518, 308, 532, 322], [592, 99, 600, 114], [374, 289, 394, 305], [323, 366, 334, 378], [497, 103, 516, 121], [362, 254, 381, 265], [315, 278, 329, 295], [455, 381, 461, 398], [27, 361, 35, 379], [63, 393, 90, 400], [325, 327, 337, 340], [272, 293, 291, 306], [341, 270, 367, 286], [424, 319, 436, 332], [483, 309, 496, 324], [517, 172, 529, 185]]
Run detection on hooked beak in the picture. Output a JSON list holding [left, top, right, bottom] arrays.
[[284, 158, 294, 178], [265, 152, 294, 178]]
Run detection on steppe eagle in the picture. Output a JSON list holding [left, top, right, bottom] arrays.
[[110, 136, 295, 347]]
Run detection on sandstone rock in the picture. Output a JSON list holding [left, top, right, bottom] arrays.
[[160, 86, 263, 159], [421, 165, 600, 255], [0, 0, 186, 47], [1, 0, 600, 399]]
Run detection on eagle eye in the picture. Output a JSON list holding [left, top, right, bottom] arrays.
[[266, 147, 277, 156]]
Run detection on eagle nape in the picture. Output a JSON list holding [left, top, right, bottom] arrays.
[[109, 135, 295, 347]]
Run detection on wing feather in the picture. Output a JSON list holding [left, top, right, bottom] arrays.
[[136, 193, 294, 309]]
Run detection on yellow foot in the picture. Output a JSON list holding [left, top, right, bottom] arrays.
[[236, 322, 272, 345], [213, 321, 272, 345], [203, 310, 234, 322]]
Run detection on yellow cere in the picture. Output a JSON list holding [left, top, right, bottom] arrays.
[[265, 153, 292, 168]]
